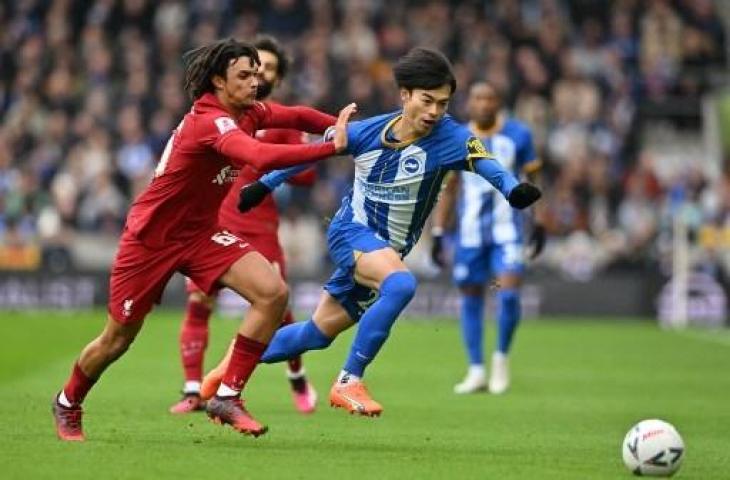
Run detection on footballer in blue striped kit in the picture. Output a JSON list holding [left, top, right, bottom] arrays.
[[432, 81, 546, 395], [234, 48, 542, 416]]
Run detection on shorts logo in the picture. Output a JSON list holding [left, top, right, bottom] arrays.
[[122, 299, 134, 318], [400, 156, 423, 176], [356, 289, 379, 313], [214, 117, 237, 135]]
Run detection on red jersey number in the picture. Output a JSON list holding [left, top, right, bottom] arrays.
[[154, 119, 185, 178]]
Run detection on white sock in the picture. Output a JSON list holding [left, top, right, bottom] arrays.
[[216, 383, 239, 397], [492, 351, 507, 362], [287, 367, 306, 380], [337, 370, 360, 384], [468, 364, 486, 377], [183, 381, 201, 394], [58, 391, 73, 408]]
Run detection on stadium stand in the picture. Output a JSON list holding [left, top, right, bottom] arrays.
[[0, 0, 727, 284]]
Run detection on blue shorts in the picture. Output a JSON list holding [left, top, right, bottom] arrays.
[[452, 242, 525, 287], [323, 220, 387, 321]]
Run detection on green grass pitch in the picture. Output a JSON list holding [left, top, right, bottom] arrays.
[[1, 310, 728, 479]]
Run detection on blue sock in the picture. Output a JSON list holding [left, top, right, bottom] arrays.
[[460, 293, 485, 365], [261, 319, 332, 363], [496, 289, 520, 354], [343, 271, 417, 377]]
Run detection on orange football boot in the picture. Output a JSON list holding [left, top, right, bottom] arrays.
[[329, 380, 383, 416]]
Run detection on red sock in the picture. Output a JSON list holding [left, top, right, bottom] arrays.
[[281, 310, 303, 374], [62, 362, 96, 406], [180, 300, 211, 382], [221, 334, 267, 394]]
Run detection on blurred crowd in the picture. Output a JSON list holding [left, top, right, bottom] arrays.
[[0, 0, 728, 276]]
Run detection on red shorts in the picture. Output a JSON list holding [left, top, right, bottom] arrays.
[[185, 233, 285, 295], [109, 227, 255, 324]]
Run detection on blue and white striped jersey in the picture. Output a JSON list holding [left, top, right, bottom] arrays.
[[457, 118, 538, 248], [333, 111, 495, 256]]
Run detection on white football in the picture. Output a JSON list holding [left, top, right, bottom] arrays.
[[622, 419, 685, 477]]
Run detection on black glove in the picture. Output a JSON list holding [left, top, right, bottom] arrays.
[[527, 224, 546, 259], [507, 182, 541, 209], [431, 232, 445, 267], [238, 181, 272, 213]]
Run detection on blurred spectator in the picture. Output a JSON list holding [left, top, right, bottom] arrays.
[[0, 0, 726, 275]]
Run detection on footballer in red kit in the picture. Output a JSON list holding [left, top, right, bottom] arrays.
[[171, 36, 321, 416], [51, 38, 357, 441]]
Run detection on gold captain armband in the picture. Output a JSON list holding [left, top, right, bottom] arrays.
[[465, 137, 495, 171]]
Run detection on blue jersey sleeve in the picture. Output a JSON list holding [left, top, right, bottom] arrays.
[[472, 158, 518, 198], [259, 163, 314, 189], [258, 129, 335, 189], [259, 119, 373, 190], [345, 120, 368, 157], [444, 120, 519, 198]]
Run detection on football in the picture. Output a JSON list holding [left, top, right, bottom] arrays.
[[622, 419, 685, 477]]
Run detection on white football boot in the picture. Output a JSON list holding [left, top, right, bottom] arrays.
[[488, 351, 510, 394], [453, 365, 487, 394]]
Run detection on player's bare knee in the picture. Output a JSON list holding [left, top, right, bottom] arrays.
[[109, 339, 132, 361], [98, 322, 138, 360], [269, 279, 289, 309], [254, 277, 289, 310]]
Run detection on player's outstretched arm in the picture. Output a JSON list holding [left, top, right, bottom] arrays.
[[237, 104, 357, 213], [237, 162, 314, 213], [260, 102, 337, 134], [471, 159, 541, 209], [218, 103, 357, 174], [217, 133, 336, 171]]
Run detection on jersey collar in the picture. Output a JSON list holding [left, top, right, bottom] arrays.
[[380, 114, 429, 149], [193, 92, 251, 121]]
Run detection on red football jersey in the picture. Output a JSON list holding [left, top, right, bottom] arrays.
[[218, 128, 317, 236], [124, 93, 335, 249]]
